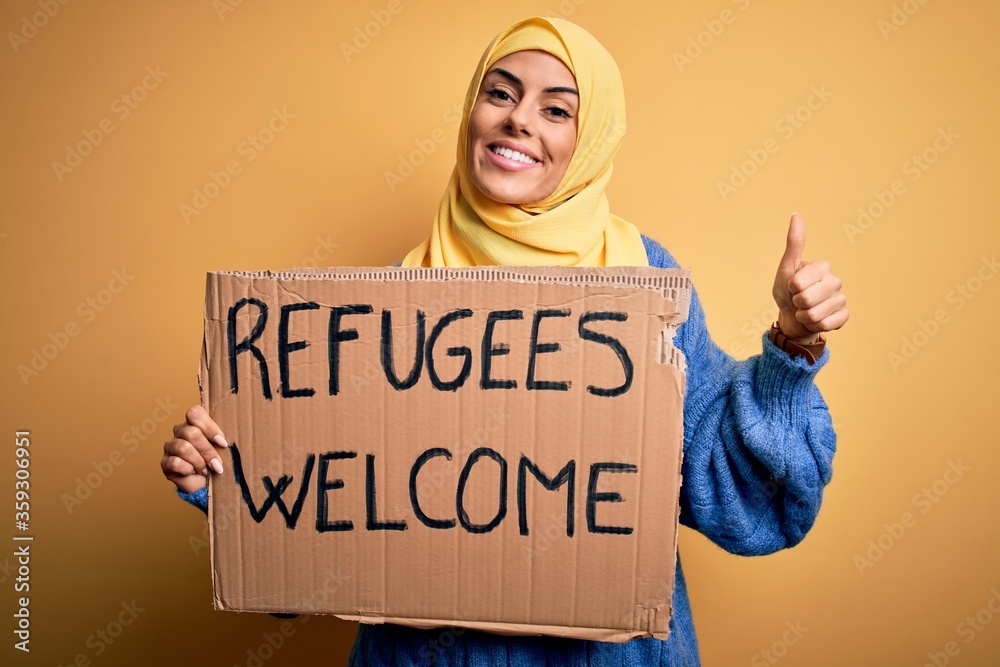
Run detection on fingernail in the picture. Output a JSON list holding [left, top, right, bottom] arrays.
[[213, 434, 228, 447], [210, 459, 224, 475], [791, 211, 799, 216], [200, 467, 209, 477]]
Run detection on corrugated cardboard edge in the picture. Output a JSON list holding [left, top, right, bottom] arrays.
[[213, 265, 691, 328], [200, 272, 221, 609], [335, 614, 670, 642], [202, 265, 691, 641], [208, 265, 692, 372]]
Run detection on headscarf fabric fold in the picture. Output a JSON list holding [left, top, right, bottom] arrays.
[[401, 16, 648, 268]]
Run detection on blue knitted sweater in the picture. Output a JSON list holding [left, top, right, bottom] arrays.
[[177, 234, 836, 666]]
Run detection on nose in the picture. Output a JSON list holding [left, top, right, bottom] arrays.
[[504, 100, 534, 135]]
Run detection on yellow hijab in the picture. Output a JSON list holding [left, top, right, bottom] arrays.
[[400, 16, 649, 268]]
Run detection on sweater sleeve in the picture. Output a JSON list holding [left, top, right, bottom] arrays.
[[177, 486, 208, 514], [642, 234, 836, 556]]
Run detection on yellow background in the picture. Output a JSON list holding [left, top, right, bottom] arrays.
[[2, 0, 998, 665]]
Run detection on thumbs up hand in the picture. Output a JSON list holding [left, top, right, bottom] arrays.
[[771, 213, 849, 344]]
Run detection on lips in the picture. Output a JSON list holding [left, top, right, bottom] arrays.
[[485, 143, 540, 171], [489, 144, 539, 164]]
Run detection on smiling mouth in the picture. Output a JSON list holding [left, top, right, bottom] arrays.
[[489, 144, 540, 165]]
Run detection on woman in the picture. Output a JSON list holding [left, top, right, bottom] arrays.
[[162, 16, 847, 666]]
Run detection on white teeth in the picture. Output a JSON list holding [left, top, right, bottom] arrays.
[[491, 146, 538, 164]]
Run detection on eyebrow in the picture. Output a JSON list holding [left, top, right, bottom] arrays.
[[486, 67, 579, 96]]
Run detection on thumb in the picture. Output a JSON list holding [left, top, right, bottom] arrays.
[[779, 212, 806, 271]]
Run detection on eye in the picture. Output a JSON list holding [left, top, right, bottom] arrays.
[[547, 106, 573, 119], [486, 88, 514, 103]]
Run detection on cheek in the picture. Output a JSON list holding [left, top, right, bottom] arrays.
[[468, 102, 496, 141], [554, 129, 577, 167]]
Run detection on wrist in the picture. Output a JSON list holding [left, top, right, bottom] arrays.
[[790, 332, 820, 345], [769, 321, 826, 364], [775, 312, 820, 344]]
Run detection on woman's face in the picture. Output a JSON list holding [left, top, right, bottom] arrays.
[[466, 50, 579, 206]]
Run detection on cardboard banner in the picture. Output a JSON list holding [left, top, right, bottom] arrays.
[[202, 265, 690, 642]]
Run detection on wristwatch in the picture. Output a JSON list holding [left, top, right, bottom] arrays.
[[769, 322, 826, 364]]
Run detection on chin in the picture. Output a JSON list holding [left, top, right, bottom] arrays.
[[474, 177, 536, 206], [486, 191, 530, 205]]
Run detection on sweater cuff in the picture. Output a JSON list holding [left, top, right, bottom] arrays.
[[755, 331, 828, 420], [176, 486, 208, 513]]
